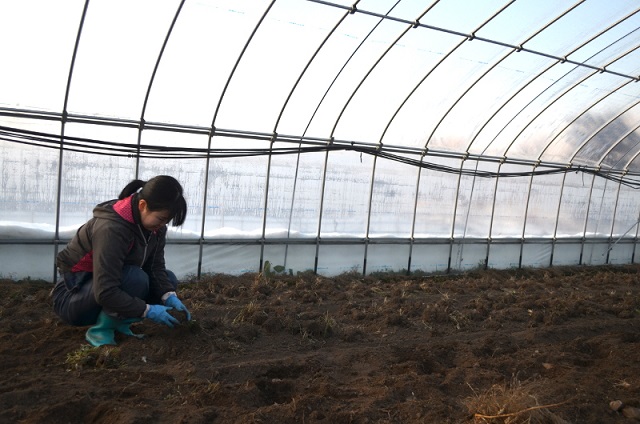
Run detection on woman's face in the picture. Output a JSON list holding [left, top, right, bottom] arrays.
[[138, 200, 171, 232]]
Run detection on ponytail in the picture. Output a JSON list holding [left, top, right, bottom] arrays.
[[119, 179, 145, 199], [171, 195, 187, 227]]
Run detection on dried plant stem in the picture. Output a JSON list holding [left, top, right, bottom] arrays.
[[473, 399, 571, 419]]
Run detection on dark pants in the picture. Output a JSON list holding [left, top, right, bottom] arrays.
[[52, 265, 178, 326]]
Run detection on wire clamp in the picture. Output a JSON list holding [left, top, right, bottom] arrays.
[[271, 132, 278, 142], [412, 20, 420, 28], [349, 4, 357, 14]]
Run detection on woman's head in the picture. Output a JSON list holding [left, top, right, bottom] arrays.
[[119, 175, 187, 229]]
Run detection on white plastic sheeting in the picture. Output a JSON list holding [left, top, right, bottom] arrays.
[[2, 0, 640, 280]]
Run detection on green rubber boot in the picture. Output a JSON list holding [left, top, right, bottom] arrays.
[[86, 311, 144, 347], [115, 318, 144, 339]]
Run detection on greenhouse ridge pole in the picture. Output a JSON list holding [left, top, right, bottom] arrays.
[[271, 2, 351, 273], [589, 176, 610, 264], [136, 0, 186, 179], [319, 1, 403, 275], [605, 178, 623, 263], [579, 174, 598, 265], [469, 1, 604, 267], [520, 167, 536, 268], [258, 134, 276, 273], [206, 1, 275, 277], [281, 2, 364, 272], [448, 159, 465, 273], [53, 0, 90, 283], [362, 154, 378, 276], [357, 6, 434, 276], [486, 162, 502, 270], [550, 172, 568, 267], [407, 157, 424, 275], [631, 208, 640, 264]]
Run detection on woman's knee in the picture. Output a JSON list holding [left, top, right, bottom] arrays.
[[121, 265, 150, 299], [52, 279, 101, 326], [166, 270, 178, 291]]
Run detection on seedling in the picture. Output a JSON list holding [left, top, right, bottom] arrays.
[[65, 344, 121, 370]]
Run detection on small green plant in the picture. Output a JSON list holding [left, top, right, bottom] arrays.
[[263, 261, 291, 279], [66, 345, 98, 370], [65, 345, 122, 370]]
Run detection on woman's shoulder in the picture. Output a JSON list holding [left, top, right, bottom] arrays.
[[91, 204, 137, 234]]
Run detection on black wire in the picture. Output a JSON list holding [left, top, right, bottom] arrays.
[[2, 124, 639, 189]]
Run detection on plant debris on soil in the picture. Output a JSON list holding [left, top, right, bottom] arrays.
[[2, 265, 640, 423]]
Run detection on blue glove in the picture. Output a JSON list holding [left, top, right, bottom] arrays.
[[145, 304, 179, 328], [165, 294, 191, 321]]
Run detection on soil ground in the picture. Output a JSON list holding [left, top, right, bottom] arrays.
[[2, 265, 640, 423]]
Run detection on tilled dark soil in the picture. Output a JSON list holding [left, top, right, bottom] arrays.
[[2, 265, 640, 423]]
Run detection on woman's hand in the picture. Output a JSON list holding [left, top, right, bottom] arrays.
[[165, 294, 191, 321], [145, 304, 180, 328]]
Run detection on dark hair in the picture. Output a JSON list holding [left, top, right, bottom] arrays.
[[119, 175, 187, 226]]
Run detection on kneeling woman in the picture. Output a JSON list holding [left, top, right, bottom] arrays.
[[52, 175, 191, 346]]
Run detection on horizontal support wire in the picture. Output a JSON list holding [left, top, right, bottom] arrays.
[[3, 110, 640, 187], [1, 236, 633, 246]]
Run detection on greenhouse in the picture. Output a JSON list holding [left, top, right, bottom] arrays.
[[5, 2, 640, 423], [2, 0, 640, 281]]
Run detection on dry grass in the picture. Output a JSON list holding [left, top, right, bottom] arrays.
[[65, 345, 122, 370], [465, 377, 571, 424]]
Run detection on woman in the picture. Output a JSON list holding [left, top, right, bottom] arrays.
[[52, 175, 191, 347]]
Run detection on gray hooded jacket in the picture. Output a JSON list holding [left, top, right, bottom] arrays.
[[56, 194, 174, 318]]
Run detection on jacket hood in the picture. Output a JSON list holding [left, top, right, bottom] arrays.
[[113, 195, 136, 224], [92, 195, 137, 226]]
